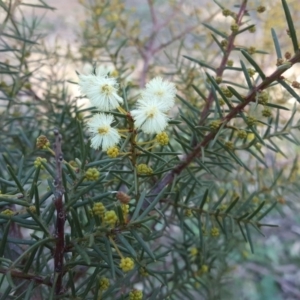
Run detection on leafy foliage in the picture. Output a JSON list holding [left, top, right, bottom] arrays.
[[0, 0, 300, 299]]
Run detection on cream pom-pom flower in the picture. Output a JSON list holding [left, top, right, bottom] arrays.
[[87, 113, 120, 150], [131, 99, 169, 134], [78, 67, 123, 111], [141, 77, 176, 112]]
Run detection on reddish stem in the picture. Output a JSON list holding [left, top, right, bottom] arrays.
[[144, 51, 300, 208], [199, 0, 248, 125]]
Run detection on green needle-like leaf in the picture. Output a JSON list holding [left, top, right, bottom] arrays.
[[241, 49, 266, 80], [281, 0, 299, 53]]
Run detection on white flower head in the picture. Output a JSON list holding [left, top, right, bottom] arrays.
[[131, 99, 169, 134], [141, 77, 176, 112], [87, 113, 120, 150], [78, 67, 123, 111]]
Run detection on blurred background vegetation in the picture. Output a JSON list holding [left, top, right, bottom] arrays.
[[1, 0, 300, 299]]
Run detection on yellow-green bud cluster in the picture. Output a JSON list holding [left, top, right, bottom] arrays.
[[210, 227, 220, 237], [222, 9, 231, 17], [1, 209, 14, 216], [28, 206, 36, 213], [136, 164, 153, 175], [220, 87, 233, 98], [257, 91, 268, 104], [69, 160, 78, 168], [156, 132, 169, 146], [190, 247, 198, 256], [121, 204, 129, 217], [224, 141, 234, 151], [246, 116, 257, 126], [106, 146, 119, 158], [104, 210, 118, 227], [227, 60, 234, 67], [139, 267, 149, 277], [129, 289, 143, 300], [247, 47, 256, 55], [85, 168, 100, 181], [247, 68, 256, 77], [249, 26, 256, 33], [110, 69, 119, 78], [230, 22, 239, 33], [219, 204, 228, 211], [99, 277, 110, 291], [76, 113, 84, 121], [237, 130, 247, 139], [36, 135, 50, 149], [215, 76, 222, 84], [256, 5, 266, 13], [92, 202, 105, 217], [184, 208, 193, 217], [200, 264, 208, 273], [34, 157, 47, 169], [219, 98, 225, 106], [209, 120, 221, 131], [119, 257, 134, 272], [276, 58, 284, 66], [262, 107, 272, 117], [221, 39, 228, 48]]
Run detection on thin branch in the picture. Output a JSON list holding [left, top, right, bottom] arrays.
[[143, 50, 300, 208], [53, 129, 65, 295], [0, 267, 53, 287], [198, 0, 249, 126]]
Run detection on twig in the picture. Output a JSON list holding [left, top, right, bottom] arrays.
[[53, 129, 65, 295], [198, 0, 248, 126], [143, 50, 300, 208], [139, 1, 199, 87], [0, 267, 53, 287]]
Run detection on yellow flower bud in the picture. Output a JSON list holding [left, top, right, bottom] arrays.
[[34, 157, 47, 169], [237, 130, 247, 139], [1, 209, 15, 216], [201, 264, 208, 273], [224, 141, 234, 151], [184, 208, 193, 217], [139, 267, 149, 277], [92, 202, 106, 217], [36, 135, 50, 149], [121, 204, 129, 217], [99, 277, 110, 291], [104, 210, 118, 227], [136, 164, 153, 175], [210, 227, 220, 237], [119, 257, 134, 272], [156, 132, 169, 146], [107, 146, 119, 158], [85, 168, 100, 181], [129, 289, 143, 300], [28, 206, 36, 213], [190, 247, 198, 256]]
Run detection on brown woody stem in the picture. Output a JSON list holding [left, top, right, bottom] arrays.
[[199, 0, 248, 126], [144, 50, 300, 208], [53, 129, 65, 295]]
